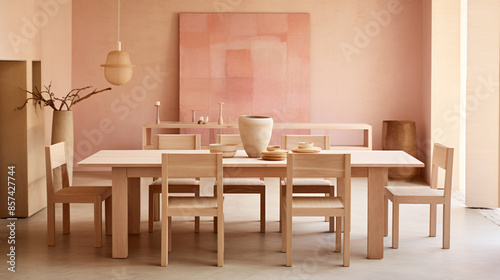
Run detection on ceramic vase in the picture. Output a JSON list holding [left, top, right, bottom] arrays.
[[382, 120, 417, 181], [52, 110, 74, 184], [238, 115, 273, 158]]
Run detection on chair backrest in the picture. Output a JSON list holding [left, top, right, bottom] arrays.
[[281, 135, 331, 150], [287, 153, 350, 179], [45, 142, 70, 198], [287, 153, 351, 210], [430, 143, 454, 198], [162, 153, 223, 195], [154, 134, 201, 150], [217, 134, 244, 149]]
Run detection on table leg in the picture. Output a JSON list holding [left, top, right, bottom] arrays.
[[128, 178, 141, 234], [143, 127, 152, 149], [367, 167, 387, 259], [112, 167, 128, 258], [364, 128, 372, 150]]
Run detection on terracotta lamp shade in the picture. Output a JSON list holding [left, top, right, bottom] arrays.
[[101, 50, 134, 85]]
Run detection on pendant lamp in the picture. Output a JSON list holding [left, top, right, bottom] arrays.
[[101, 0, 134, 85]]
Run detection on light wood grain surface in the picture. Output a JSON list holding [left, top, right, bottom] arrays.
[[79, 150, 423, 168]]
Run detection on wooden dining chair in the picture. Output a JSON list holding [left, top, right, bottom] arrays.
[[45, 142, 111, 247], [384, 143, 454, 249], [161, 153, 224, 267], [280, 135, 335, 232], [283, 153, 351, 267], [215, 134, 266, 232], [149, 134, 202, 233]]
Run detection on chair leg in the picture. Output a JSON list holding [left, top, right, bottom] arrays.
[[213, 185, 218, 233], [281, 207, 287, 253], [335, 216, 342, 253], [384, 195, 389, 237], [168, 217, 172, 252], [94, 198, 102, 248], [195, 187, 200, 233], [153, 192, 160, 221], [443, 203, 451, 249], [329, 186, 335, 232], [217, 213, 224, 267], [392, 202, 399, 249], [47, 202, 55, 246], [430, 203, 437, 237], [63, 203, 70, 234], [149, 189, 155, 233], [280, 183, 286, 253], [161, 200, 168, 267], [285, 202, 293, 267], [325, 192, 329, 222], [105, 196, 112, 236], [329, 217, 335, 233], [279, 183, 284, 233], [343, 216, 350, 267], [260, 188, 266, 233]]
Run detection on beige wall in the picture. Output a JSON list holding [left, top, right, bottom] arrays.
[[0, 0, 41, 60], [0, 0, 72, 216], [72, 0, 426, 170], [466, 0, 500, 208], [0, 0, 72, 144], [430, 0, 462, 190]]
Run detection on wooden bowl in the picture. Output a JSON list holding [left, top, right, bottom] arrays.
[[209, 143, 237, 158]]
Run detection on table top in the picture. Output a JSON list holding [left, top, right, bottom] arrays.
[[78, 150, 424, 168], [143, 122, 372, 130]]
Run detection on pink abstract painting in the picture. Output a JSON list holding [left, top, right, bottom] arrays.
[[179, 13, 310, 144]]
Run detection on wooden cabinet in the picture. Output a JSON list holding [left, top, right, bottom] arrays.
[[0, 60, 46, 218]]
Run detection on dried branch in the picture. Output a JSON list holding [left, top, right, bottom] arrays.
[[16, 83, 112, 111], [69, 87, 112, 109]]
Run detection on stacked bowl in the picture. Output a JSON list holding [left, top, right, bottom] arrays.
[[261, 146, 288, 161]]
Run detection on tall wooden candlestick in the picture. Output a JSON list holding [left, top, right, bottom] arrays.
[[218, 102, 224, 125], [155, 101, 161, 124]]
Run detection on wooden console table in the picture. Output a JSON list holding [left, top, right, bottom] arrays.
[[142, 122, 372, 150]]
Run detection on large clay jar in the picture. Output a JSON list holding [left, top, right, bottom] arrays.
[[238, 115, 273, 158], [382, 120, 417, 181], [52, 110, 74, 184]]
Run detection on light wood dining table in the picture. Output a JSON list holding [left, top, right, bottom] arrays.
[[78, 149, 423, 260]]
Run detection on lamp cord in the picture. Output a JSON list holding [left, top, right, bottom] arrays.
[[117, 0, 121, 49]]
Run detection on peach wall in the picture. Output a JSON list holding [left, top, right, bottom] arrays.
[[420, 0, 432, 182], [72, 0, 425, 169], [40, 0, 72, 145]]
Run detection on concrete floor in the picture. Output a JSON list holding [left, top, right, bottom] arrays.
[[2, 172, 500, 280]]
